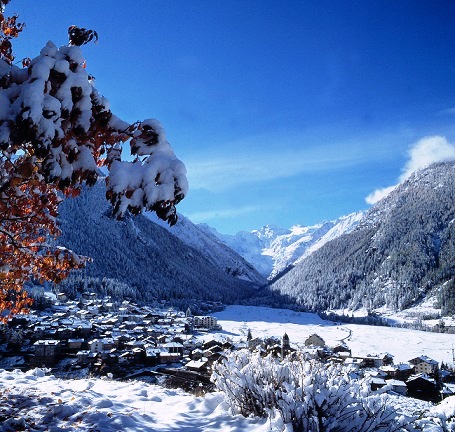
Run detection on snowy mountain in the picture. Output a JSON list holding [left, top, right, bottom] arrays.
[[269, 162, 455, 313], [56, 180, 264, 308], [204, 213, 363, 279]]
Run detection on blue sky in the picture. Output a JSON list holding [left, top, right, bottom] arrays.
[[9, 1, 455, 234]]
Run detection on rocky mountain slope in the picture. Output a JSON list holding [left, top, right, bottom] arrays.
[[269, 162, 455, 312], [56, 181, 264, 308]]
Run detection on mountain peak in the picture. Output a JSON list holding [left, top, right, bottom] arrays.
[[209, 212, 363, 279]]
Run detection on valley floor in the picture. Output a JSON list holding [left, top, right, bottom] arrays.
[[2, 305, 455, 431], [214, 305, 455, 365]]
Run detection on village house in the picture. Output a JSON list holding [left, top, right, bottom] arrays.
[[185, 359, 208, 372], [33, 325, 47, 339], [76, 350, 95, 364], [159, 350, 182, 364], [344, 357, 363, 369], [119, 351, 135, 366], [145, 347, 161, 366], [442, 383, 455, 399], [370, 376, 387, 391], [332, 343, 351, 356], [406, 374, 439, 401], [190, 348, 204, 360], [81, 292, 97, 302], [379, 363, 414, 381], [76, 310, 93, 320], [409, 356, 439, 376], [66, 338, 85, 352], [164, 342, 184, 357], [193, 315, 219, 330], [302, 346, 321, 360], [132, 347, 145, 363], [201, 338, 224, 357], [89, 339, 104, 353], [57, 293, 68, 303], [386, 379, 408, 396], [103, 350, 119, 365], [32, 339, 61, 366], [354, 353, 392, 369]]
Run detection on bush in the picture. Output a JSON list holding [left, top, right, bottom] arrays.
[[211, 350, 410, 431]]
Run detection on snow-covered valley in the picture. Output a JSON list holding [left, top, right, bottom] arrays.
[[214, 306, 455, 365], [3, 305, 455, 431]]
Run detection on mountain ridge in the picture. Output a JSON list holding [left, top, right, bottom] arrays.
[[268, 161, 455, 312], [205, 212, 363, 279]]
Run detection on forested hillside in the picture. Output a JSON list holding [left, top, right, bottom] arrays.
[[56, 181, 260, 308], [269, 162, 455, 312], [145, 213, 265, 286]]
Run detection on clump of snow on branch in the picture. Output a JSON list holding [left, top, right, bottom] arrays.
[[0, 39, 187, 225]]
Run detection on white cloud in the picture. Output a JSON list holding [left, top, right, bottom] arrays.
[[185, 130, 400, 192], [438, 107, 455, 116], [365, 185, 397, 205], [186, 205, 260, 223], [399, 135, 455, 181], [365, 135, 455, 205]]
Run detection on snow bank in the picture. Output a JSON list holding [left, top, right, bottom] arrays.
[[0, 368, 271, 431]]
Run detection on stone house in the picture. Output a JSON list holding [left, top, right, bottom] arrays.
[[304, 334, 325, 347], [33, 339, 61, 366], [409, 356, 439, 376]]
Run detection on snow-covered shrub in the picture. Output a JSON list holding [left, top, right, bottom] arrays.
[[212, 350, 410, 431]]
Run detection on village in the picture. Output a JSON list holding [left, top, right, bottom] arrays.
[[1, 292, 455, 402]]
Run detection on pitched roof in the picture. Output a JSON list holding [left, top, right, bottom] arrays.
[[409, 355, 438, 365]]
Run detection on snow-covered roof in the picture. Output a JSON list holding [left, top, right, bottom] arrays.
[[34, 339, 60, 346], [164, 342, 183, 348], [386, 379, 407, 387], [409, 355, 438, 365], [186, 360, 207, 369], [407, 373, 436, 384]]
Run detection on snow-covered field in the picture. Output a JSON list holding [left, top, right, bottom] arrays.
[[214, 306, 455, 365], [0, 368, 274, 432], [2, 305, 455, 431]]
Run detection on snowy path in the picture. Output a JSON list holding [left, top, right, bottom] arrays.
[[339, 327, 352, 344]]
